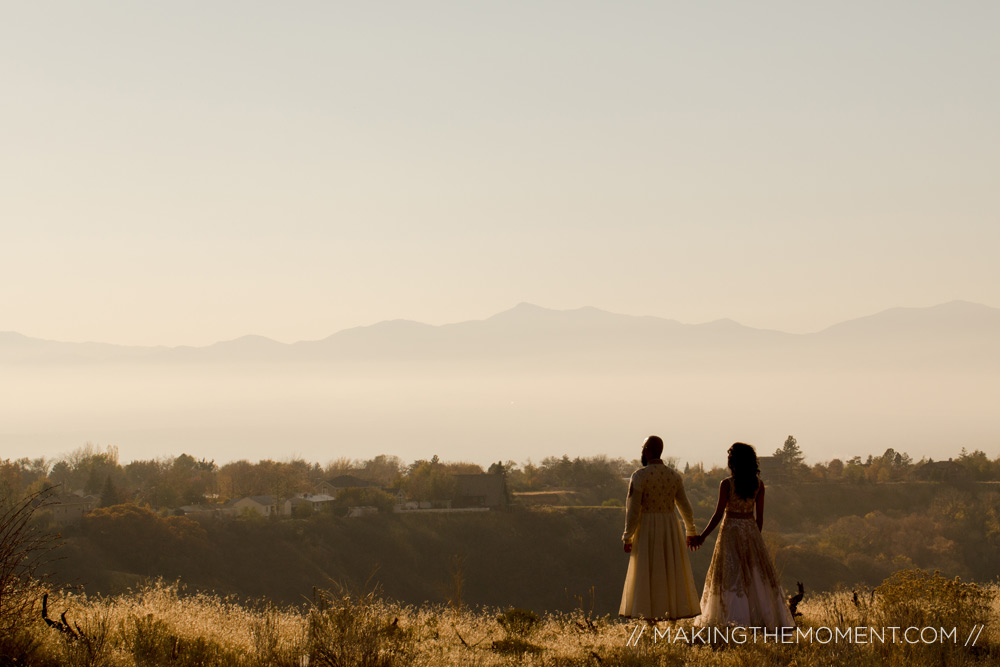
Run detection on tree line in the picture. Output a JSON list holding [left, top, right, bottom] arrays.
[[1, 439, 999, 514]]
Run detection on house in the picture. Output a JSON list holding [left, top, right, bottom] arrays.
[[232, 495, 278, 517], [757, 456, 789, 484], [511, 490, 579, 507], [453, 473, 508, 510], [44, 493, 98, 524], [317, 475, 378, 497], [393, 500, 420, 512], [283, 493, 336, 516]]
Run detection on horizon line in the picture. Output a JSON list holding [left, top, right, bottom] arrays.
[[1, 298, 992, 350]]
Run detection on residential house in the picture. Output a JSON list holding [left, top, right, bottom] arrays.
[[757, 456, 789, 484], [44, 493, 99, 524], [232, 495, 278, 517], [393, 500, 420, 512], [511, 490, 579, 507], [283, 493, 336, 516], [453, 473, 508, 510], [392, 489, 419, 512]]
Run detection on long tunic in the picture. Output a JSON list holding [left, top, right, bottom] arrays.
[[619, 461, 701, 619]]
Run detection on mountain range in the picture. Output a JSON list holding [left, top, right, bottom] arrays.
[[3, 300, 998, 369], [2, 300, 997, 466]]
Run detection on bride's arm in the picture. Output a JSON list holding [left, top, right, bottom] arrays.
[[755, 482, 765, 532], [699, 479, 729, 542]]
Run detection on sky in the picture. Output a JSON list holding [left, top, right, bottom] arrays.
[[2, 1, 998, 348], [1, 2, 999, 468]]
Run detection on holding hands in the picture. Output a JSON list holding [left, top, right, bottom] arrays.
[[627, 537, 702, 553]]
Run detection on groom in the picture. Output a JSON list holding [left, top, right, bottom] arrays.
[[619, 436, 701, 619]]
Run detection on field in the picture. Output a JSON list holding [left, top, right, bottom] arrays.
[[5, 452, 1000, 665], [3, 569, 997, 667]]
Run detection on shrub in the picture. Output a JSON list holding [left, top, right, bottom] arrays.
[[307, 587, 414, 667], [496, 607, 540, 638], [493, 607, 543, 656], [873, 568, 994, 630]]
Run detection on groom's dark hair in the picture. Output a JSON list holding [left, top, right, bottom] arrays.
[[643, 435, 664, 459]]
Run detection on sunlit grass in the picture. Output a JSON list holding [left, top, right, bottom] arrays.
[[3, 570, 998, 666]]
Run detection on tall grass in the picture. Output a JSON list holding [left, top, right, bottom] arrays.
[[2, 570, 997, 666]]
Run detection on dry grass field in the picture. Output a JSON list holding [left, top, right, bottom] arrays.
[[2, 569, 997, 667]]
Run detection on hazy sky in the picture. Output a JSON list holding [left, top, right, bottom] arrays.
[[2, 1, 998, 347]]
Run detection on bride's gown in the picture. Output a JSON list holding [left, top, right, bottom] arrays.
[[694, 478, 794, 628]]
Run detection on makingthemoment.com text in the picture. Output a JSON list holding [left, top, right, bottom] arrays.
[[625, 624, 985, 646]]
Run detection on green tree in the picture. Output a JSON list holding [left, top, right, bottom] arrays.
[[773, 435, 807, 480], [774, 435, 804, 467], [49, 443, 123, 495], [358, 455, 404, 487], [404, 459, 457, 504], [85, 503, 207, 572], [99, 476, 122, 507], [487, 461, 507, 476], [956, 448, 995, 480]]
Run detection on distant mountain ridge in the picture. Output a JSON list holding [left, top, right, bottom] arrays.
[[816, 300, 1000, 337], [3, 300, 997, 468], [1, 300, 998, 368]]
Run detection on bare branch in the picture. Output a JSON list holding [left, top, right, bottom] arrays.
[[0, 485, 62, 632]]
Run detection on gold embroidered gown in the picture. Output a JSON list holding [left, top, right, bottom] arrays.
[[619, 461, 701, 619], [694, 477, 794, 628]]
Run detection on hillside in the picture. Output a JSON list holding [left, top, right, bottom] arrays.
[[52, 508, 629, 614], [47, 480, 1000, 615]]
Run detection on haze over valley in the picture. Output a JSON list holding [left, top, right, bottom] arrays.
[[2, 300, 996, 468]]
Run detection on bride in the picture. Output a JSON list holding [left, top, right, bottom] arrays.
[[688, 442, 794, 629]]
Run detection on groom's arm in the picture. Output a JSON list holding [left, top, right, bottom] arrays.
[[622, 473, 641, 545], [675, 478, 699, 537]]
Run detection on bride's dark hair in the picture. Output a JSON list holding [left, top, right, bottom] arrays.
[[728, 442, 760, 500]]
